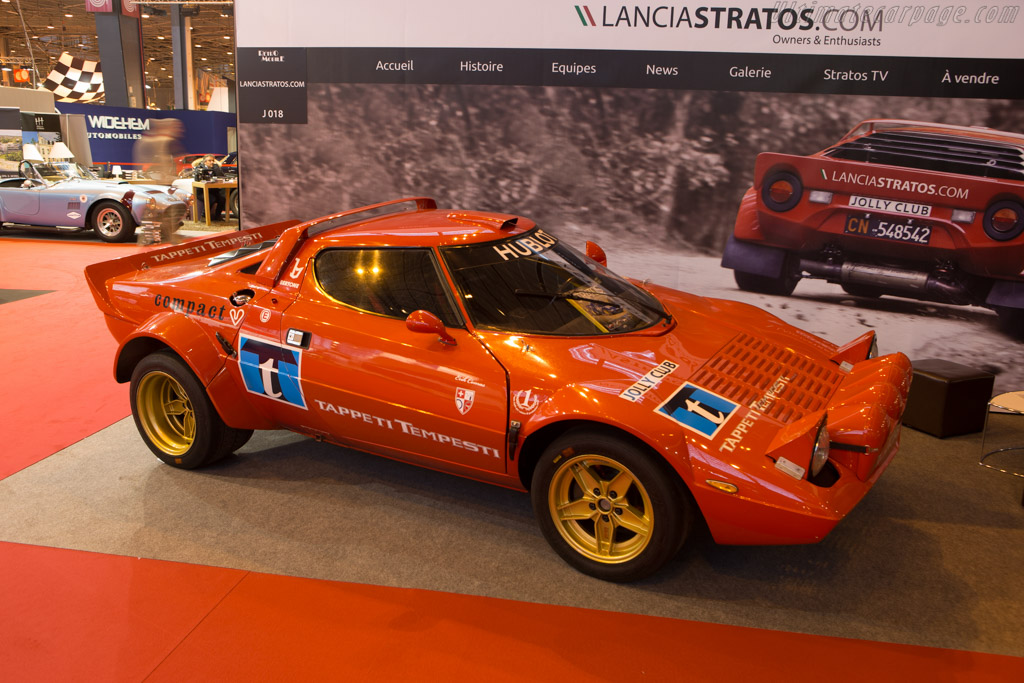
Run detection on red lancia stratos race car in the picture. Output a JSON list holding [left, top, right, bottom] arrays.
[[87, 198, 910, 581], [722, 119, 1024, 333]]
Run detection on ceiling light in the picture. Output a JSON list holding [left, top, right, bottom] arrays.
[[157, 36, 165, 40], [47, 25, 54, 29], [195, 44, 202, 48], [65, 13, 73, 18]]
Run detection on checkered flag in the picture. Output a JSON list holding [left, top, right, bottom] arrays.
[[39, 52, 104, 103]]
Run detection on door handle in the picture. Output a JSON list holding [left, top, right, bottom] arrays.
[[286, 328, 311, 349]]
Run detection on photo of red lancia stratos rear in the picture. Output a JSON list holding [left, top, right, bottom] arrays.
[[722, 119, 1024, 333], [86, 198, 911, 581]]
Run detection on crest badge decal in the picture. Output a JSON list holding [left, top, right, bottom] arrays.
[[455, 387, 475, 415], [513, 389, 541, 415]]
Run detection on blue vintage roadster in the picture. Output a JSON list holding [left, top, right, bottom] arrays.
[[0, 160, 189, 242]]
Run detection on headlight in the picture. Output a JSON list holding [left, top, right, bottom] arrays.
[[810, 420, 830, 477]]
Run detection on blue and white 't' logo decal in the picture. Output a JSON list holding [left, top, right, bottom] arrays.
[[239, 335, 306, 409], [656, 383, 737, 438]]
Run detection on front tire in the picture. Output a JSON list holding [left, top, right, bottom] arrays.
[[91, 201, 136, 243], [531, 429, 692, 582], [130, 351, 247, 469]]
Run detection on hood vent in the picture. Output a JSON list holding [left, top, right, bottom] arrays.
[[690, 333, 843, 423]]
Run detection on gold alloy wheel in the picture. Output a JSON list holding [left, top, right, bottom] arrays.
[[96, 207, 124, 238], [136, 371, 196, 456], [547, 454, 654, 564]]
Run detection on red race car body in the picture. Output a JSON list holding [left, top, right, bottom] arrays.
[[722, 119, 1024, 332], [87, 198, 911, 581]]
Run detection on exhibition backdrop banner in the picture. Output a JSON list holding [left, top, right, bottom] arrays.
[[55, 103, 237, 163], [236, 0, 1022, 58], [236, 1, 1024, 125], [234, 0, 1024, 390]]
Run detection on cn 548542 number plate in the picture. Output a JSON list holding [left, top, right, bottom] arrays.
[[844, 214, 931, 245]]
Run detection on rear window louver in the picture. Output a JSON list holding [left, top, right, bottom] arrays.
[[824, 130, 1024, 181]]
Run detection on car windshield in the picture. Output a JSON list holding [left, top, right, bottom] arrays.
[[32, 161, 99, 182], [441, 228, 667, 336]]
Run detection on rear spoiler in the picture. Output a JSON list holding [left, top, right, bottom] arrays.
[[84, 220, 301, 317]]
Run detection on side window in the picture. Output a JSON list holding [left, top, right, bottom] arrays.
[[314, 248, 461, 326]]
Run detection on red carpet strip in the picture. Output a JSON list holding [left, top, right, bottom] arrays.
[[0, 239, 143, 479], [2, 542, 1020, 682]]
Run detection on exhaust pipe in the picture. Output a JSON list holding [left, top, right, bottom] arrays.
[[799, 259, 973, 305]]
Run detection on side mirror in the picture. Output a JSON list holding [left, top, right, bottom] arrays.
[[586, 240, 607, 267], [406, 310, 456, 346]]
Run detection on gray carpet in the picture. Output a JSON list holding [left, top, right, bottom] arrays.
[[0, 289, 53, 305], [1, 418, 1021, 657]]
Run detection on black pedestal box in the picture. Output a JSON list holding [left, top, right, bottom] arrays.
[[903, 359, 994, 438]]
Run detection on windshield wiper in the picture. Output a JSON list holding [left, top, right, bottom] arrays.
[[513, 288, 603, 305], [513, 288, 670, 323], [619, 292, 671, 324]]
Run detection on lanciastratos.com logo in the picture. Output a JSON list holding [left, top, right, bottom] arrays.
[[574, 5, 816, 30]]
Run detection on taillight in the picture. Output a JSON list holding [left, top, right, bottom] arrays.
[[983, 200, 1024, 241], [761, 171, 803, 212]]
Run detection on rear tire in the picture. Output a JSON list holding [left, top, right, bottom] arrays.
[[994, 306, 1024, 337], [734, 268, 798, 296], [841, 283, 884, 298], [130, 351, 248, 469], [531, 429, 692, 582]]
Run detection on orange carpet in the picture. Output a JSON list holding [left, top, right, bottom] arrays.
[[3, 541, 1021, 681], [0, 238, 142, 479]]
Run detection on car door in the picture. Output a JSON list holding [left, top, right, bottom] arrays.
[[36, 184, 92, 227], [279, 245, 509, 477], [0, 181, 42, 221]]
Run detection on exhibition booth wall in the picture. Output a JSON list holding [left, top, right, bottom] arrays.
[[55, 102, 236, 165]]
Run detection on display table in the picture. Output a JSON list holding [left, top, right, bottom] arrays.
[[980, 390, 1024, 506], [192, 179, 238, 226]]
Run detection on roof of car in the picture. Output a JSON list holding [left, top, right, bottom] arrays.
[[304, 204, 538, 249]]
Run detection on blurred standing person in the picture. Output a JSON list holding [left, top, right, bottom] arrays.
[[134, 118, 184, 184], [134, 118, 187, 243]]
